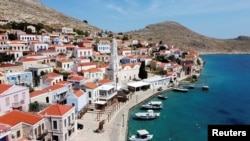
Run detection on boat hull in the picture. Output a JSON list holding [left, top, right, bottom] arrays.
[[129, 135, 153, 141]]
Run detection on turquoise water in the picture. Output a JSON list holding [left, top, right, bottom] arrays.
[[127, 54, 250, 141]]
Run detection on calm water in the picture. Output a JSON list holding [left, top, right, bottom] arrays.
[[127, 54, 250, 141]]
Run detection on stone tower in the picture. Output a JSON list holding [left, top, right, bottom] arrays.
[[107, 38, 120, 88]]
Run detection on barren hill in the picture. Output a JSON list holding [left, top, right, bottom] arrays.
[[125, 21, 250, 54], [1, 1, 249, 54], [0, 0, 100, 32]]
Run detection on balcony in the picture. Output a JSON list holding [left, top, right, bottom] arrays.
[[12, 100, 24, 108], [36, 129, 48, 140]]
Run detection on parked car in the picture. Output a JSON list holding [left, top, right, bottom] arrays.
[[77, 123, 84, 129]]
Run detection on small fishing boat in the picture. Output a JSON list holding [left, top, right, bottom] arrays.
[[141, 101, 163, 110], [129, 129, 153, 141], [157, 95, 168, 100], [202, 85, 209, 90], [134, 110, 160, 120], [173, 87, 189, 92]]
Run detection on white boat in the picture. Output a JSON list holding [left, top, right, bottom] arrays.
[[202, 85, 209, 90], [173, 87, 189, 92], [129, 129, 153, 141], [157, 95, 168, 100], [141, 101, 163, 110], [135, 110, 160, 120]]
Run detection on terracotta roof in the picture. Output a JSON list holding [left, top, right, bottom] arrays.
[[39, 104, 73, 116], [0, 84, 13, 94], [30, 90, 48, 98], [84, 82, 98, 89], [0, 63, 20, 67], [18, 58, 37, 62], [57, 59, 72, 63], [43, 84, 65, 91], [44, 72, 62, 78], [121, 63, 140, 69], [85, 68, 101, 73], [45, 78, 54, 82], [56, 81, 72, 85], [97, 79, 113, 84], [0, 110, 43, 127], [77, 62, 96, 67], [68, 76, 86, 81], [74, 89, 84, 97]]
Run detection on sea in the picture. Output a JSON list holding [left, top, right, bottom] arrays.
[[127, 54, 250, 141]]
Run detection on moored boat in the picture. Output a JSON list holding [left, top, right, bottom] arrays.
[[157, 95, 168, 100], [141, 101, 163, 110], [202, 85, 209, 90], [129, 129, 153, 141], [135, 110, 160, 120], [173, 87, 189, 92]]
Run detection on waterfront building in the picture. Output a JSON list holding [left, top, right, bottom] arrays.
[[67, 89, 87, 118], [39, 104, 76, 141]]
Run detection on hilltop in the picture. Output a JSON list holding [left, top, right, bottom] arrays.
[[0, 0, 100, 32], [125, 21, 250, 54], [1, 0, 249, 54]]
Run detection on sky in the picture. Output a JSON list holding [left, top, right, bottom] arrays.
[[38, 0, 250, 39]]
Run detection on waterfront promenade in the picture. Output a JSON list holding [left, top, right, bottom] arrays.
[[71, 85, 170, 141]]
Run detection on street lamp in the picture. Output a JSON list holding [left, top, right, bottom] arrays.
[[122, 114, 124, 127]]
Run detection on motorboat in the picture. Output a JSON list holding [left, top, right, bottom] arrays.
[[135, 110, 160, 120], [173, 87, 188, 92], [188, 84, 195, 89], [141, 101, 163, 110], [157, 94, 168, 100], [202, 85, 209, 90], [129, 129, 153, 141]]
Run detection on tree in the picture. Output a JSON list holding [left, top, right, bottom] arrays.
[[138, 61, 148, 79], [29, 101, 39, 112]]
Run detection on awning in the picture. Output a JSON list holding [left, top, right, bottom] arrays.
[[127, 81, 150, 88], [94, 101, 107, 105]]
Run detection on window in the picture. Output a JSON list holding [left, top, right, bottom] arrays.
[[5, 97, 9, 106], [72, 113, 74, 120], [17, 130, 21, 138], [68, 116, 70, 126], [88, 92, 91, 98], [65, 133, 67, 140], [64, 119, 66, 127], [53, 120, 58, 129]]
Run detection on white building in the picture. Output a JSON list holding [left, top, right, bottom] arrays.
[[39, 104, 76, 141]]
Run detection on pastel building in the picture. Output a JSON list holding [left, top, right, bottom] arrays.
[[67, 89, 87, 118], [39, 104, 76, 141], [4, 71, 33, 87], [17, 34, 36, 42], [30, 41, 49, 52], [0, 110, 48, 141], [0, 63, 24, 73], [0, 84, 30, 113], [74, 47, 93, 58]]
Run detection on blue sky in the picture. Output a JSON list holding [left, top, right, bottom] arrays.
[[38, 0, 250, 39]]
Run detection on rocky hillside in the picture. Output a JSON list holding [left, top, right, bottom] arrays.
[[1, 0, 249, 54], [125, 21, 250, 54], [0, 0, 100, 32]]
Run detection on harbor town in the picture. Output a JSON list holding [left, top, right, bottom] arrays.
[[0, 19, 205, 141]]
